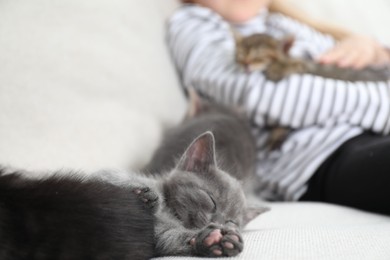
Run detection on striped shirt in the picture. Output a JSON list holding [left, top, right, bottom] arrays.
[[167, 5, 390, 201]]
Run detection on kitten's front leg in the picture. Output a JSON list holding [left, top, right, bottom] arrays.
[[155, 215, 243, 257], [132, 186, 159, 211], [92, 170, 160, 211], [154, 212, 198, 256], [191, 223, 243, 257], [265, 63, 286, 82]]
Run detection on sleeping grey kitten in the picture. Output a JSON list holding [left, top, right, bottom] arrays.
[[0, 90, 266, 258], [105, 130, 266, 257], [142, 89, 268, 257], [150, 131, 268, 257], [0, 124, 265, 259]]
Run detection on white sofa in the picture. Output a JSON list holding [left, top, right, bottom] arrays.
[[1, 0, 389, 259]]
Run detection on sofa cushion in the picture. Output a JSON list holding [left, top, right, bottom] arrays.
[[0, 0, 185, 171], [155, 202, 390, 259]]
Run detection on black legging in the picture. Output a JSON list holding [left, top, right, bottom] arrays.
[[300, 132, 390, 216]]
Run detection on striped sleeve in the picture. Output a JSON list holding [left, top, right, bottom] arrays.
[[167, 6, 390, 135]]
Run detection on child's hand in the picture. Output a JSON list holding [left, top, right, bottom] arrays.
[[318, 35, 390, 69]]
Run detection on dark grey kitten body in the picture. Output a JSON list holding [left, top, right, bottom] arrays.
[[0, 167, 155, 260]]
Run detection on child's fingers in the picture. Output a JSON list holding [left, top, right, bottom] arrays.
[[374, 48, 390, 66], [318, 47, 345, 64], [377, 55, 390, 66], [337, 51, 362, 68], [351, 54, 371, 69], [343, 47, 374, 69], [320, 47, 363, 68], [319, 35, 389, 69]]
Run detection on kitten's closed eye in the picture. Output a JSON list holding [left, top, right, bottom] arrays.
[[176, 189, 216, 229], [207, 192, 217, 212], [197, 190, 216, 213], [225, 220, 238, 226]]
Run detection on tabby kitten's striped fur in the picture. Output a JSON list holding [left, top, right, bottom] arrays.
[[235, 32, 390, 82]]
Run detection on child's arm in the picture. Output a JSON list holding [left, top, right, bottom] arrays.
[[319, 35, 390, 69], [269, 0, 390, 69]]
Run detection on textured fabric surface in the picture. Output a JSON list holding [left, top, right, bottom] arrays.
[[155, 203, 390, 260], [0, 0, 390, 259]]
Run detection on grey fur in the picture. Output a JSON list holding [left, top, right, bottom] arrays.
[[0, 166, 156, 260], [144, 89, 256, 183], [0, 92, 268, 258], [152, 132, 266, 257], [97, 131, 266, 257], [141, 91, 268, 257]]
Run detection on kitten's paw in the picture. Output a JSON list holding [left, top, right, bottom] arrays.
[[220, 228, 243, 257], [191, 225, 243, 257], [265, 69, 284, 82], [132, 186, 158, 211]]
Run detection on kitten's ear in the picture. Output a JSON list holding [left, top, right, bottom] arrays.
[[280, 35, 295, 54], [186, 87, 203, 118], [177, 131, 217, 173], [243, 206, 270, 226]]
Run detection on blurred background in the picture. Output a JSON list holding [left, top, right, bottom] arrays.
[[0, 0, 389, 173], [289, 0, 390, 43]]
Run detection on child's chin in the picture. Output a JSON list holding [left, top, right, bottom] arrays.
[[224, 1, 269, 23], [225, 11, 260, 23]]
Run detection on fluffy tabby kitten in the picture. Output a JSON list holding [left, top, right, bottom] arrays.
[[235, 32, 390, 82], [0, 167, 155, 260], [143, 89, 268, 257]]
